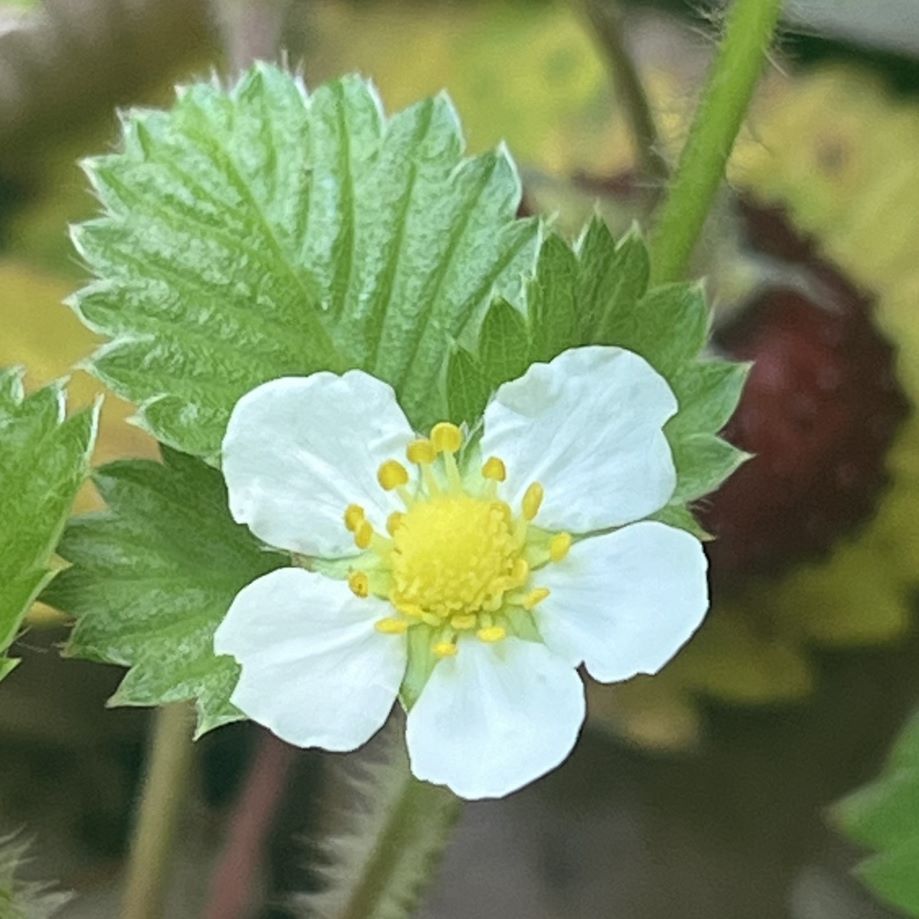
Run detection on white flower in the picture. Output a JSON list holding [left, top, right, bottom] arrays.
[[214, 346, 709, 799]]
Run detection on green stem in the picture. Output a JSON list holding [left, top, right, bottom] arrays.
[[649, 0, 784, 284], [580, 0, 669, 182], [337, 760, 460, 919], [120, 703, 196, 919]]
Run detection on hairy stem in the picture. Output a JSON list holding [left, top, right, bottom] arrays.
[[336, 766, 460, 919], [580, 0, 669, 182], [649, 0, 784, 283], [202, 731, 297, 919], [120, 703, 196, 919]]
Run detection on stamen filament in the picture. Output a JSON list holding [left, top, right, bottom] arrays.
[[442, 451, 463, 492], [421, 464, 442, 497]]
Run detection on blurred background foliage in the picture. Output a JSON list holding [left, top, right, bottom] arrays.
[[2, 1, 919, 917]]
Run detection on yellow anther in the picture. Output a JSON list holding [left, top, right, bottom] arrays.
[[386, 511, 405, 535], [481, 456, 507, 482], [431, 422, 463, 454], [348, 571, 369, 598], [354, 519, 374, 549], [421, 612, 443, 628], [523, 587, 550, 610], [395, 600, 424, 619], [522, 482, 544, 521], [450, 613, 477, 631], [549, 532, 572, 562], [407, 439, 437, 465], [477, 625, 507, 643], [433, 641, 458, 658], [378, 459, 409, 491], [344, 504, 365, 532], [375, 617, 409, 635], [511, 557, 529, 586]]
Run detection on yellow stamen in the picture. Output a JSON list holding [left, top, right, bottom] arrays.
[[431, 422, 463, 454], [407, 438, 437, 465], [354, 519, 374, 549], [522, 482, 544, 521], [386, 511, 405, 535], [549, 532, 572, 562], [451, 613, 477, 631], [378, 459, 409, 491], [477, 625, 507, 643], [511, 557, 529, 586], [375, 617, 409, 635], [433, 641, 458, 658], [522, 587, 550, 610], [421, 612, 443, 628], [481, 456, 507, 482], [344, 504, 365, 532], [348, 571, 369, 598], [395, 600, 424, 619]]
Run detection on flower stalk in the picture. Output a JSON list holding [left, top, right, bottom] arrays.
[[649, 0, 784, 283], [120, 703, 196, 919], [336, 772, 459, 919], [579, 0, 669, 183]]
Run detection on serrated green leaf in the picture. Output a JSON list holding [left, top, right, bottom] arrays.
[[666, 360, 751, 438], [72, 64, 539, 459], [446, 348, 490, 427], [576, 220, 650, 344], [527, 233, 579, 361], [855, 837, 919, 916], [670, 434, 749, 503], [479, 299, 530, 387], [608, 281, 709, 376], [648, 503, 712, 540], [451, 224, 746, 526], [0, 369, 97, 681], [43, 447, 286, 735], [836, 711, 919, 915]]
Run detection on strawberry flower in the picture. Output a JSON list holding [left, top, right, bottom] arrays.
[[214, 346, 709, 799]]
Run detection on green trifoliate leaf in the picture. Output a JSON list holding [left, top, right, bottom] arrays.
[[0, 369, 97, 682], [834, 710, 919, 916], [43, 447, 285, 735], [448, 218, 748, 530], [71, 63, 539, 459]]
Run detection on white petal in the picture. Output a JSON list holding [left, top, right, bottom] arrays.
[[481, 346, 677, 532], [214, 567, 406, 751], [222, 372, 415, 556], [405, 638, 585, 799], [534, 521, 709, 683]]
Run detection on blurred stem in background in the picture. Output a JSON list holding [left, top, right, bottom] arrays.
[[579, 0, 670, 183], [649, 0, 784, 282], [201, 732, 297, 919], [120, 703, 196, 919]]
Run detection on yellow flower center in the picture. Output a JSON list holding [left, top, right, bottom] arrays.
[[391, 496, 518, 617], [340, 421, 571, 656]]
